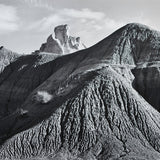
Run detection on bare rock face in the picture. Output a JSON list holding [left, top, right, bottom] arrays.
[[40, 24, 86, 54], [0, 23, 160, 159], [0, 46, 20, 72], [40, 35, 63, 54]]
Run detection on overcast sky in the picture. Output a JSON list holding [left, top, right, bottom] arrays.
[[0, 0, 160, 54]]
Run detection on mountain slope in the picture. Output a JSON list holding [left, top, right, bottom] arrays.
[[0, 53, 60, 117], [0, 23, 160, 159], [1, 67, 160, 160]]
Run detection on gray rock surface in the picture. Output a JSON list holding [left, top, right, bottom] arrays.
[[39, 24, 86, 54], [40, 35, 63, 54], [0, 23, 160, 159], [0, 46, 20, 72]]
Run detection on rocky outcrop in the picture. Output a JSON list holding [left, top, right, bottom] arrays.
[[40, 35, 63, 54], [0, 23, 160, 159], [39, 24, 86, 54], [0, 46, 20, 72]]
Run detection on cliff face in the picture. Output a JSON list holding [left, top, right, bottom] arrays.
[[0, 23, 160, 160], [40, 35, 63, 54], [39, 24, 86, 54], [132, 66, 160, 112]]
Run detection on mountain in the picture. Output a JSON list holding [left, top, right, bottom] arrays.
[[0, 23, 160, 160], [38, 24, 86, 55]]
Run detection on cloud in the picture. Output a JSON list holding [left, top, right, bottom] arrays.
[[23, 0, 54, 10], [0, 4, 19, 34], [27, 14, 67, 31], [61, 8, 105, 20], [27, 8, 107, 32]]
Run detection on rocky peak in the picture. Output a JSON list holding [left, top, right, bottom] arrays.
[[39, 24, 86, 54], [54, 24, 69, 45]]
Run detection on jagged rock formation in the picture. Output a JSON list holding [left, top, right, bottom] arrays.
[[39, 24, 86, 54], [0, 23, 160, 159], [0, 46, 20, 72], [40, 35, 63, 54]]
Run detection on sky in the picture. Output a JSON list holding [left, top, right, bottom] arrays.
[[0, 0, 160, 54]]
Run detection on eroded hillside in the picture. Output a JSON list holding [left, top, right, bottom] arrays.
[[0, 23, 160, 160]]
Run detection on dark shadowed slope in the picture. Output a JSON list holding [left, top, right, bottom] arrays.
[[0, 53, 60, 117], [132, 66, 160, 112], [0, 23, 160, 159]]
